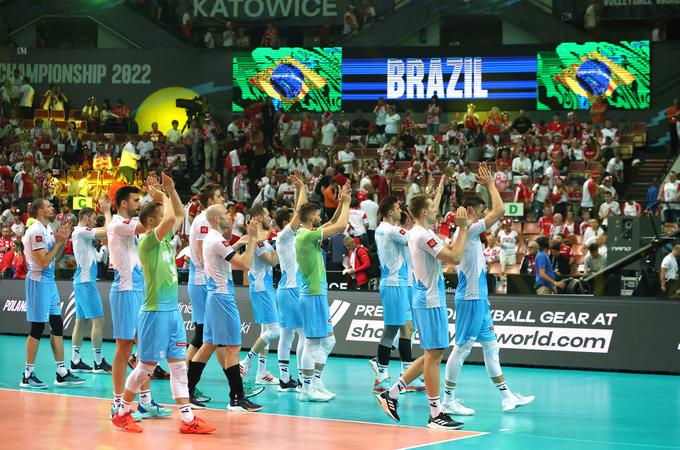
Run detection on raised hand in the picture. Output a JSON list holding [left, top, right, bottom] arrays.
[[146, 179, 165, 203], [98, 195, 111, 212], [454, 206, 468, 229], [289, 170, 305, 190], [475, 162, 494, 187], [247, 216, 261, 237], [339, 180, 352, 204], [55, 219, 73, 244], [161, 171, 175, 193]]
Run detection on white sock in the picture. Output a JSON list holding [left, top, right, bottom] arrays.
[[495, 381, 512, 399], [443, 382, 456, 402], [118, 399, 132, 417], [71, 346, 81, 364], [139, 389, 151, 406], [179, 403, 194, 423], [245, 350, 257, 365], [388, 377, 407, 400], [302, 375, 313, 392], [428, 396, 442, 417], [93, 347, 103, 365], [113, 392, 123, 407], [24, 363, 34, 378], [257, 355, 268, 377], [297, 369, 303, 381], [377, 363, 388, 377], [56, 361, 68, 377], [313, 369, 322, 387], [279, 360, 290, 383]]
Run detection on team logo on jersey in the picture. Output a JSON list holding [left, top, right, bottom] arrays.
[[200, 226, 208, 234], [399, 229, 406, 235], [427, 238, 437, 248], [35, 235, 43, 243]]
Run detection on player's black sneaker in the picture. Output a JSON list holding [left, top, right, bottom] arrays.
[[427, 412, 464, 430], [19, 372, 47, 389], [228, 396, 263, 412], [70, 360, 93, 373], [278, 378, 299, 392], [189, 395, 206, 409], [54, 370, 86, 387], [376, 391, 400, 422], [152, 365, 170, 380], [93, 359, 112, 374]]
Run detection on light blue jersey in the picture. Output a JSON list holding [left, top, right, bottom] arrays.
[[454, 220, 489, 301], [408, 225, 446, 309], [375, 221, 410, 288], [72, 226, 99, 284], [22, 221, 56, 281], [248, 240, 274, 292], [277, 224, 301, 289]]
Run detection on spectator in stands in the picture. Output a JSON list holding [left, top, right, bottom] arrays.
[[605, 151, 624, 188], [494, 161, 512, 192], [359, 187, 379, 247], [18, 77, 34, 120], [347, 197, 369, 247], [552, 177, 569, 216], [350, 110, 370, 135], [343, 236, 370, 289], [112, 99, 130, 133], [519, 240, 538, 276], [10, 211, 25, 237], [235, 27, 250, 48], [337, 143, 356, 173], [425, 96, 441, 138], [497, 219, 518, 276], [260, 23, 280, 48], [458, 164, 476, 192], [512, 109, 533, 135], [646, 176, 660, 215], [660, 244, 680, 296], [667, 98, 679, 154], [384, 105, 400, 144], [191, 168, 216, 194], [324, 179, 339, 221], [318, 21, 334, 46], [361, 0, 377, 28], [535, 236, 566, 295], [81, 96, 98, 132], [180, 6, 193, 38], [567, 139, 584, 162], [511, 149, 531, 180], [531, 175, 550, 217], [0, 79, 10, 118], [343, 5, 359, 35], [622, 195, 641, 217], [584, 218, 604, 246], [42, 85, 68, 112], [374, 97, 388, 135], [590, 94, 608, 126], [13, 160, 34, 211], [299, 113, 315, 150], [537, 204, 554, 235], [0, 238, 26, 279], [581, 171, 599, 214], [598, 191, 620, 228], [583, 243, 606, 275], [201, 115, 219, 170], [266, 148, 288, 174], [320, 117, 338, 154], [204, 27, 216, 48], [483, 234, 501, 270]]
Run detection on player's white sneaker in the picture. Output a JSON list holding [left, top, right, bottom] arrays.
[[442, 398, 476, 416], [314, 382, 336, 399], [502, 392, 535, 412], [368, 357, 380, 377], [255, 371, 279, 385], [298, 389, 333, 402]]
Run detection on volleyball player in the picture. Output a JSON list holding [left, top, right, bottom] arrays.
[[377, 188, 469, 429], [274, 172, 306, 392], [370, 196, 422, 393], [442, 163, 534, 414], [20, 198, 85, 389], [184, 184, 225, 404], [112, 173, 215, 433], [70, 197, 113, 374], [191, 204, 263, 411], [239, 205, 281, 385], [295, 181, 351, 402], [108, 184, 170, 419]]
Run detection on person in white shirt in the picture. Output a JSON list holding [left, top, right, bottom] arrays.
[[568, 139, 584, 161], [336, 143, 356, 174], [384, 105, 401, 143], [583, 218, 604, 246], [19, 77, 34, 119], [308, 148, 327, 170], [166, 120, 182, 145], [360, 189, 379, 247], [70, 197, 112, 374], [204, 30, 215, 48], [458, 165, 476, 191], [600, 120, 619, 147], [598, 191, 620, 227], [320, 119, 337, 153], [660, 245, 680, 296], [496, 220, 518, 274], [227, 117, 240, 138], [136, 133, 154, 159], [511, 150, 531, 180], [266, 150, 289, 174], [347, 198, 369, 246], [622, 196, 641, 217], [659, 171, 680, 222], [277, 179, 296, 204], [605, 152, 624, 184]]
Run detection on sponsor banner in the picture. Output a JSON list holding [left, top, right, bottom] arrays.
[[556, 0, 680, 20], [0, 280, 679, 373]]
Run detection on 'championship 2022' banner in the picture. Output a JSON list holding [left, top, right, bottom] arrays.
[[1, 280, 679, 374]]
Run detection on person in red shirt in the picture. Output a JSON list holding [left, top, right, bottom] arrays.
[[36, 133, 55, 160], [343, 236, 371, 289], [149, 122, 164, 143], [0, 238, 27, 279], [377, 169, 394, 203], [590, 95, 608, 126], [0, 225, 12, 259], [112, 99, 130, 133], [298, 112, 316, 151], [260, 23, 280, 48], [547, 113, 564, 136], [514, 175, 532, 215], [537, 205, 555, 236]]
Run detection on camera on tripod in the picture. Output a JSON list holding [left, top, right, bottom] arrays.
[[176, 97, 205, 132]]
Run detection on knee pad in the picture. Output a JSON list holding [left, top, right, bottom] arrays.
[[379, 325, 400, 348], [481, 340, 500, 364], [191, 323, 204, 348], [29, 322, 45, 340], [125, 362, 155, 394], [49, 315, 63, 337], [318, 335, 336, 364], [260, 323, 280, 345], [451, 340, 474, 367], [169, 361, 189, 399], [301, 338, 320, 371]]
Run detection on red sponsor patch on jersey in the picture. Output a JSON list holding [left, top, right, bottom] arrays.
[[123, 219, 131, 224], [175, 342, 187, 347], [86, 227, 92, 231], [222, 241, 229, 247], [399, 229, 406, 235], [257, 241, 265, 248], [200, 226, 208, 234], [35, 235, 43, 243], [427, 238, 437, 249]]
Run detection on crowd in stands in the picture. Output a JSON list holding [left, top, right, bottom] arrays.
[[0, 77, 667, 294]]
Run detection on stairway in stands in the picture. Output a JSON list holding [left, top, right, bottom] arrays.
[[624, 154, 674, 206]]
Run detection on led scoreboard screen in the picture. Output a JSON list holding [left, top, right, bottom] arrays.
[[342, 48, 538, 110], [232, 47, 342, 112], [537, 41, 650, 110]]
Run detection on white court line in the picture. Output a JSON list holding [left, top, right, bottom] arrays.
[[1, 387, 489, 436], [396, 432, 489, 450]]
